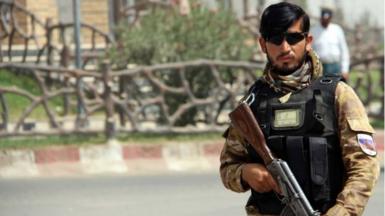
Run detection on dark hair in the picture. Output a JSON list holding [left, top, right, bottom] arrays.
[[259, 2, 310, 39], [321, 8, 333, 18]]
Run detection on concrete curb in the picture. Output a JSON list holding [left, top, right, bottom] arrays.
[[0, 131, 383, 178], [0, 140, 223, 178]]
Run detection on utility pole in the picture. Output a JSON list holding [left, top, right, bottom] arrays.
[[74, 0, 82, 69], [73, 0, 87, 128]]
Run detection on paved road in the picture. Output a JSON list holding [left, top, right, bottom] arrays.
[[0, 172, 383, 216]]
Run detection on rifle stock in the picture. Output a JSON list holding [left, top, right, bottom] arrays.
[[229, 102, 275, 164]]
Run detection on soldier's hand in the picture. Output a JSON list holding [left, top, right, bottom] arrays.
[[241, 163, 281, 194]]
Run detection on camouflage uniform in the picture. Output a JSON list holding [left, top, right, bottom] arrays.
[[219, 52, 380, 216]]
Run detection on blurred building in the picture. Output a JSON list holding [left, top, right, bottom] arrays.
[[9, 0, 384, 37], [7, 0, 110, 46], [3, 0, 383, 51]]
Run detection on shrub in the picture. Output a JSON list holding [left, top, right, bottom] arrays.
[[108, 3, 255, 126], [109, 3, 255, 66]]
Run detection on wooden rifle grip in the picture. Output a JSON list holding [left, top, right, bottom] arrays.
[[229, 103, 274, 165]]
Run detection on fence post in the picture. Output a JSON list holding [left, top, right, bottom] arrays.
[[243, 0, 249, 19], [380, 56, 384, 119], [0, 41, 2, 62], [102, 61, 115, 140], [45, 18, 53, 65], [0, 93, 8, 131]]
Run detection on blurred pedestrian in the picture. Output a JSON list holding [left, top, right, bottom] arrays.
[[310, 6, 350, 81]]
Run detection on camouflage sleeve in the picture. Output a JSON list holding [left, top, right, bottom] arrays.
[[219, 126, 252, 193], [325, 82, 380, 216]]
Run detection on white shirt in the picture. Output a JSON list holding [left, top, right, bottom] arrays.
[[310, 23, 350, 73]]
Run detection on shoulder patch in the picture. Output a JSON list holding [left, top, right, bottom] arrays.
[[357, 134, 377, 156]]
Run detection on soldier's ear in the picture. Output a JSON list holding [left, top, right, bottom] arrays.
[[305, 34, 313, 52], [259, 37, 267, 53]]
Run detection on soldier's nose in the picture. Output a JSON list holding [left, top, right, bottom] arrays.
[[280, 40, 291, 52]]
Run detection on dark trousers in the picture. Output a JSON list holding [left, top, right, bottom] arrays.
[[322, 63, 347, 82], [322, 63, 341, 77]]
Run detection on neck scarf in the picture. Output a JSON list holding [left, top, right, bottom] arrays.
[[262, 50, 322, 94]]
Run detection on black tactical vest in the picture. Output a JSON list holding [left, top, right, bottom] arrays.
[[245, 77, 345, 214]]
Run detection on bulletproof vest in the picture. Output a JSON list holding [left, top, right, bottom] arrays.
[[245, 77, 345, 214]]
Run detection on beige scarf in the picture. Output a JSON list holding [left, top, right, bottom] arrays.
[[262, 50, 323, 94]]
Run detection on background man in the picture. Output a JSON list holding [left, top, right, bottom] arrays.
[[220, 2, 379, 216], [310, 6, 350, 81]]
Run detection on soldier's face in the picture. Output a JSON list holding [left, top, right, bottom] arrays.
[[259, 18, 313, 75]]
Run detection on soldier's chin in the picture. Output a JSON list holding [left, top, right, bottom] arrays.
[[272, 65, 298, 76]]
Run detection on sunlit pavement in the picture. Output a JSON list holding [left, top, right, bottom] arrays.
[[0, 171, 382, 216]]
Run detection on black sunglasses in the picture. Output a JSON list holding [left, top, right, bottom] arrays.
[[266, 32, 308, 45]]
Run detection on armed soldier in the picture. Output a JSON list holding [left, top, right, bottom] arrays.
[[220, 2, 379, 216]]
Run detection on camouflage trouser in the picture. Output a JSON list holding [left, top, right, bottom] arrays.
[[245, 205, 278, 216]]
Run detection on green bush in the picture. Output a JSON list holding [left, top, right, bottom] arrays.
[[109, 3, 254, 66], [108, 3, 255, 126]]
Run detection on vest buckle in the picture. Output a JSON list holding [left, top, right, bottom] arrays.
[[314, 113, 323, 121], [320, 79, 333, 84]]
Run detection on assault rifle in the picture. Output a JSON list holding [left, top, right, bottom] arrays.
[[229, 102, 320, 216]]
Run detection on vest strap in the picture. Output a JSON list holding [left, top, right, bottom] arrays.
[[286, 136, 308, 193], [313, 89, 324, 121], [309, 137, 330, 201]]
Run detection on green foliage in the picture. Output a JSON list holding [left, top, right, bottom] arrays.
[[116, 131, 222, 144], [370, 118, 384, 129], [349, 69, 383, 102], [0, 69, 41, 95], [109, 4, 254, 67], [0, 69, 64, 120], [0, 134, 106, 149], [108, 4, 255, 126], [0, 132, 222, 149]]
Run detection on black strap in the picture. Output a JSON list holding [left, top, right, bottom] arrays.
[[267, 136, 286, 158], [309, 137, 328, 185], [313, 89, 324, 121], [311, 77, 340, 103], [286, 136, 308, 193], [309, 137, 330, 201], [311, 77, 340, 133]]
